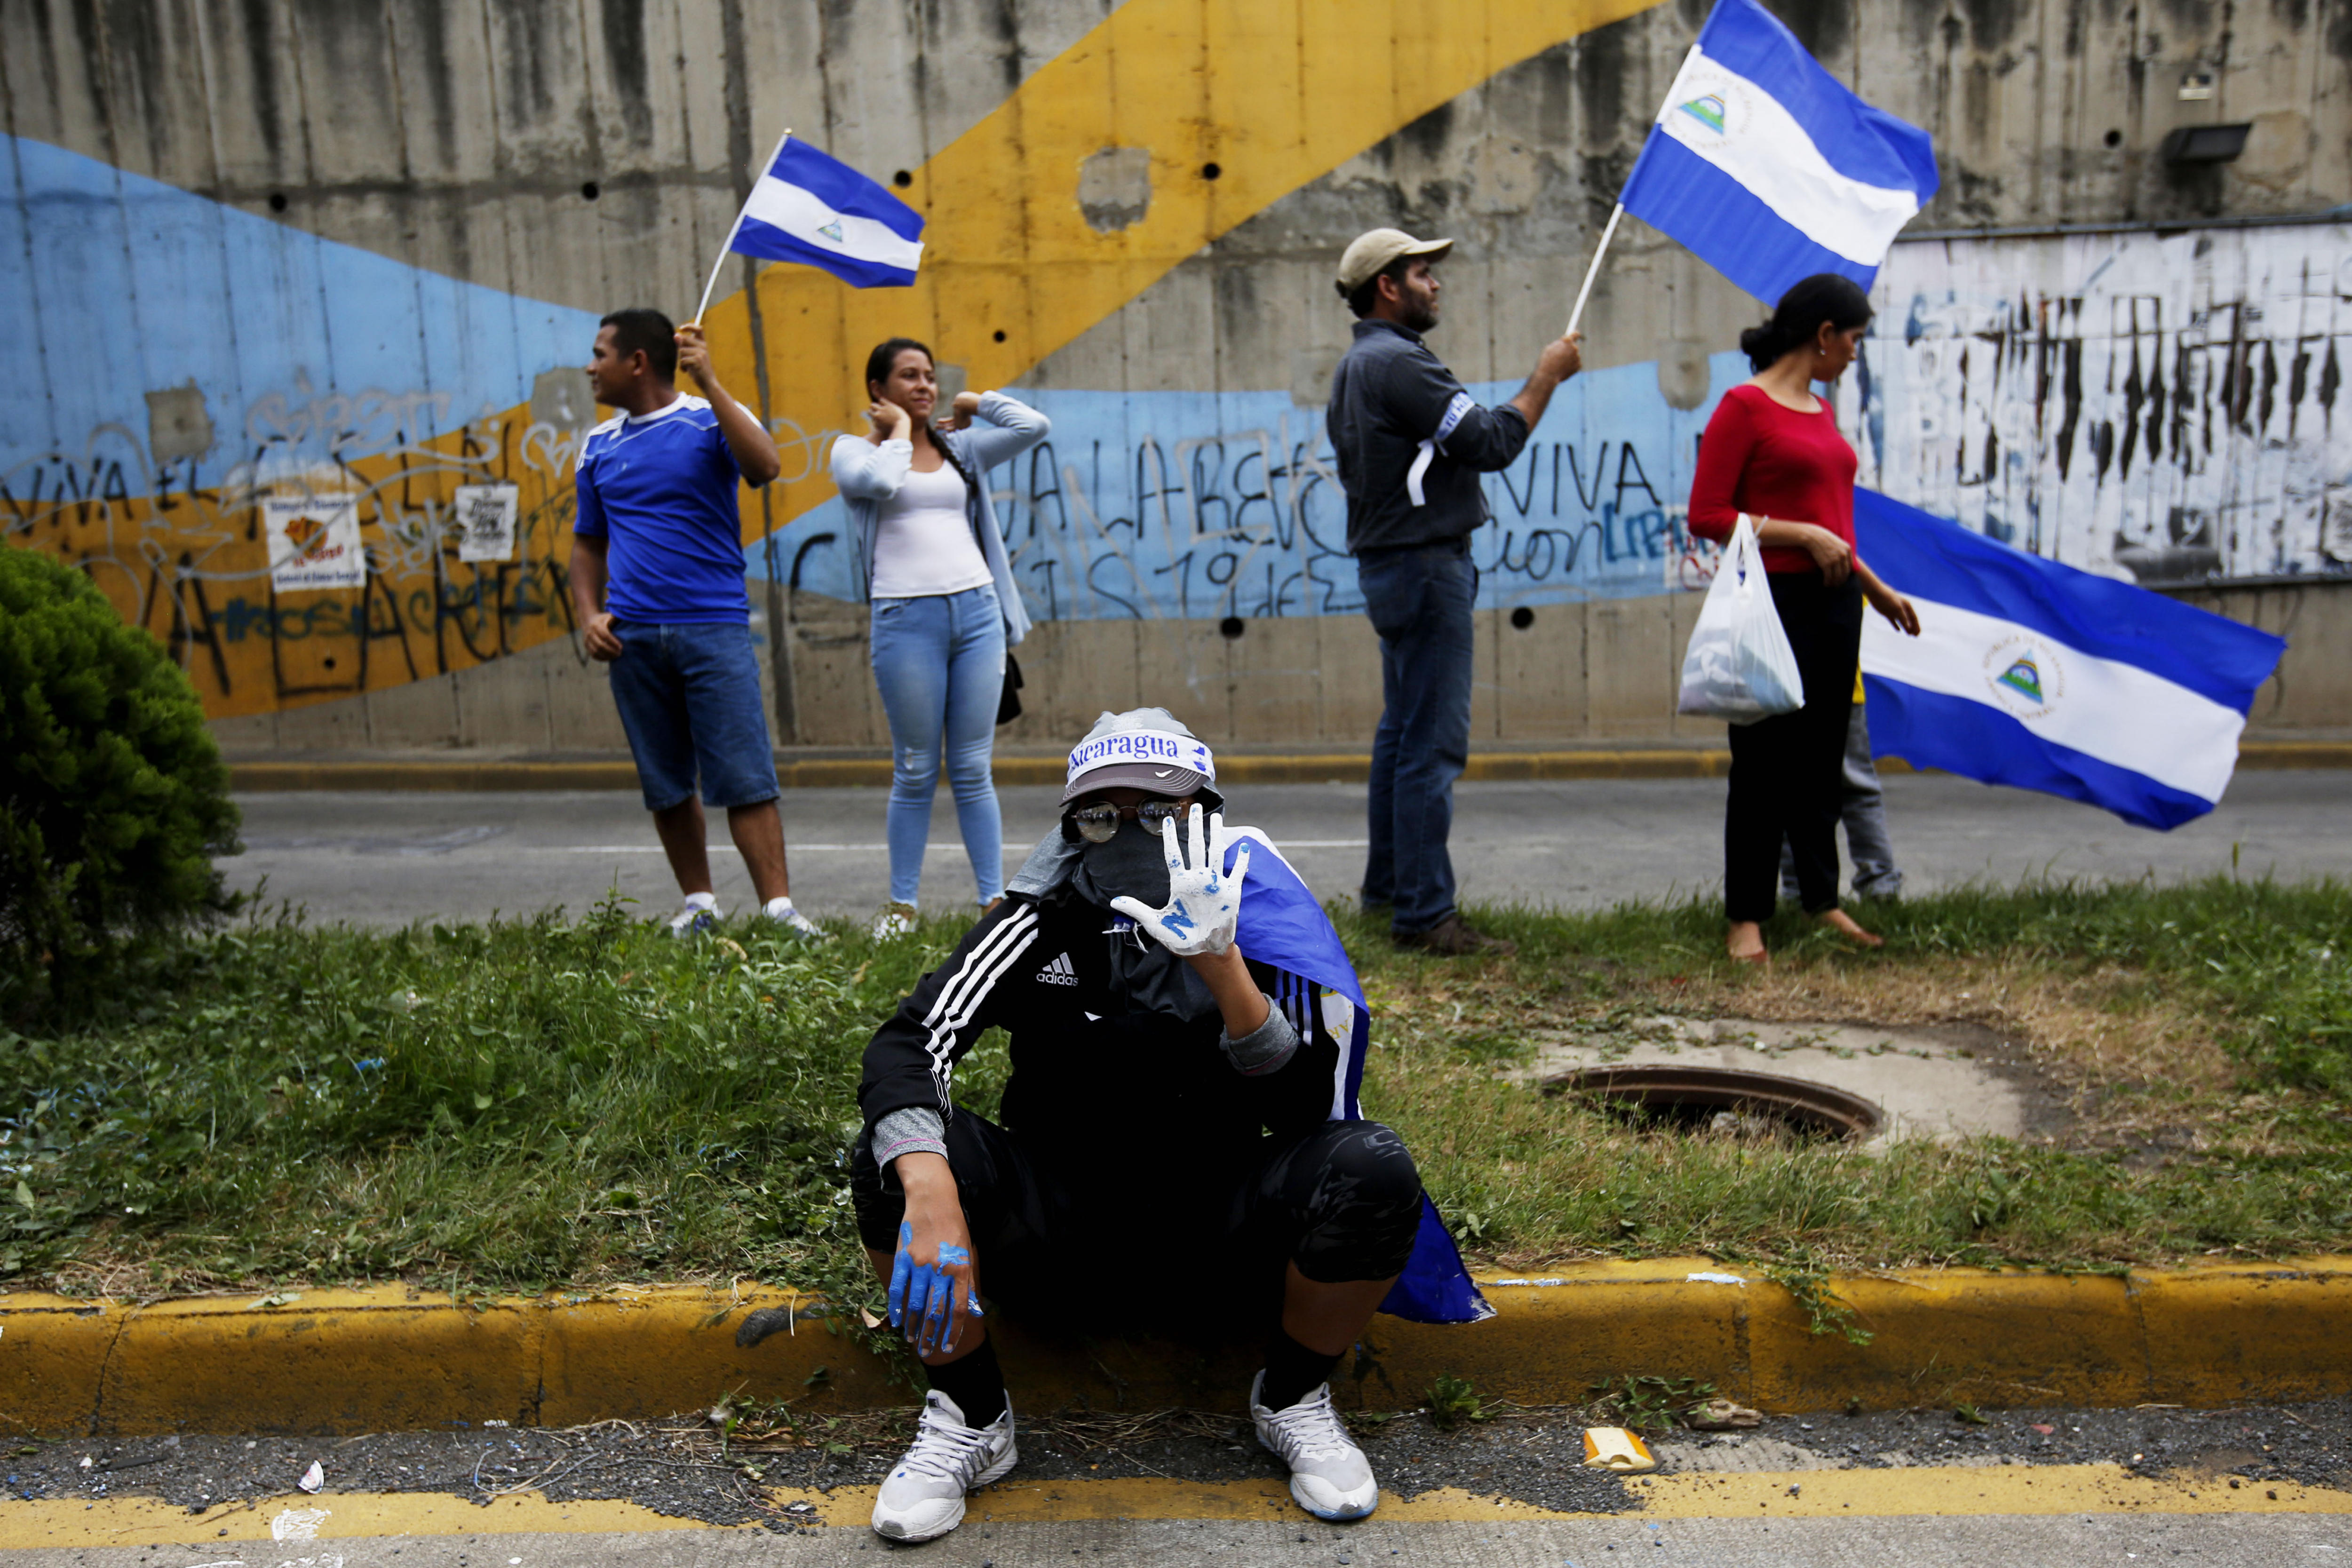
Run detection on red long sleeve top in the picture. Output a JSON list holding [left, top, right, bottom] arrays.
[[1687, 384, 1859, 575]]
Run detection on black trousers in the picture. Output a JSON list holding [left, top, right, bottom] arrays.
[[852, 1111, 1423, 1335], [1724, 569, 1864, 923]]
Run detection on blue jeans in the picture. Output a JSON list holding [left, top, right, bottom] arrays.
[[604, 620, 779, 812], [1357, 543, 1478, 935], [870, 585, 1007, 906]]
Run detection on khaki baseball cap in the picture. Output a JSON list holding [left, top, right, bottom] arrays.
[[1335, 228, 1454, 294]]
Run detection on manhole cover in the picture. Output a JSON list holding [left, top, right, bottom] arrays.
[[1546, 1065, 1882, 1140]]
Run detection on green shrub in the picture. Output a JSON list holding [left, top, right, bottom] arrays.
[[0, 546, 241, 1015]]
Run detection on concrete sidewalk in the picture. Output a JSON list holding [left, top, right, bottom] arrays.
[[227, 770, 2352, 927]]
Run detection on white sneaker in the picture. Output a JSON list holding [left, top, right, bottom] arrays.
[[870, 903, 918, 939], [870, 1389, 1017, 1543], [758, 897, 825, 939], [667, 896, 718, 939], [1251, 1372, 1378, 1521]]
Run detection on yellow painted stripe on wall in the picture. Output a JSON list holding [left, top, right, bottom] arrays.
[[714, 0, 1667, 537]]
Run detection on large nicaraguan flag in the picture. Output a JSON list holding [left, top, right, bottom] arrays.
[[1619, 0, 1939, 305], [1854, 489, 2287, 831], [729, 135, 923, 289]]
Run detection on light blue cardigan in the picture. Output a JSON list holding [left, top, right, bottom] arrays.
[[826, 390, 1049, 647]]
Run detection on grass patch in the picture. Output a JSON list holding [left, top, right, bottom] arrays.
[[0, 878, 2346, 1303]]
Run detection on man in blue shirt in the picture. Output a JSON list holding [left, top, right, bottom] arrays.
[[569, 308, 819, 937]]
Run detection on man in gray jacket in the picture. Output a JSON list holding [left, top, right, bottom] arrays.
[[1327, 229, 1582, 955]]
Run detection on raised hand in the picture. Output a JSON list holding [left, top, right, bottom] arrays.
[[1109, 804, 1250, 957], [945, 390, 984, 430]]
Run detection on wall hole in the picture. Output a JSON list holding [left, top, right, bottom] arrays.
[[321, 656, 337, 671], [267, 192, 288, 212], [2102, 129, 2122, 148], [1509, 606, 1535, 630], [1218, 615, 1245, 639], [1201, 162, 1223, 181], [893, 170, 913, 188], [580, 181, 600, 200], [992, 329, 1007, 343]]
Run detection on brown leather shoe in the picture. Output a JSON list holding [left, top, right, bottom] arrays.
[[1393, 913, 1518, 956]]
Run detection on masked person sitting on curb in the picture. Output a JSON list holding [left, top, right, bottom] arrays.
[[852, 708, 1489, 1544]]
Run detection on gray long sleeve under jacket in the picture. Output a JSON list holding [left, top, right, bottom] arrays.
[[1325, 318, 1533, 555]]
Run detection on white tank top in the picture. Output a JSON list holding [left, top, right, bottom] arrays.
[[870, 461, 994, 600]]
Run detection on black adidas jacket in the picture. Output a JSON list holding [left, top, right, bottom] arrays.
[[856, 883, 1342, 1171]]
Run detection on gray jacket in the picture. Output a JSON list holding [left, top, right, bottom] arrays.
[[827, 390, 1049, 645], [1326, 319, 1532, 554]]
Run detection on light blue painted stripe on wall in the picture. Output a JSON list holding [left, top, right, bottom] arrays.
[[0, 133, 602, 480], [760, 354, 1748, 617]]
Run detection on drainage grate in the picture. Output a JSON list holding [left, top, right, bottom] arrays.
[[1546, 1065, 1883, 1140]]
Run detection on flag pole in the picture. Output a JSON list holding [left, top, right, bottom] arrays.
[[1565, 201, 1625, 338], [691, 126, 794, 326]]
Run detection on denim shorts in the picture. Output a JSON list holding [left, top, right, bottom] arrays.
[[604, 620, 779, 812]]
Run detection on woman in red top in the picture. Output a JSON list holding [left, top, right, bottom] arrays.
[[1687, 275, 1921, 963]]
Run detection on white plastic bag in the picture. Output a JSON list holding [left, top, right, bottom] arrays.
[[1676, 516, 1804, 724]]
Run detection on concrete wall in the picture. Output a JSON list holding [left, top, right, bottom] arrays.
[[3, 0, 2346, 754]]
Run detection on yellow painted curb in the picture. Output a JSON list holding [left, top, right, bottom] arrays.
[[6, 1259, 2351, 1439], [2, 1466, 2347, 1551], [224, 742, 2352, 793]]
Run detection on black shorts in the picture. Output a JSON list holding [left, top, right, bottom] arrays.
[[851, 1112, 1423, 1334]]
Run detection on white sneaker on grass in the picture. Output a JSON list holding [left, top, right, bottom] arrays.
[[870, 1389, 1017, 1543], [1251, 1372, 1378, 1521], [758, 896, 825, 939], [667, 894, 718, 939], [870, 903, 919, 939]]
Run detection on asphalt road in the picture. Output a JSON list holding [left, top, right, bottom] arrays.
[[3, 1398, 2346, 1566], [226, 771, 2352, 928]]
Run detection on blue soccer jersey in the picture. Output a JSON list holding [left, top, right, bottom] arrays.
[[572, 396, 749, 623]]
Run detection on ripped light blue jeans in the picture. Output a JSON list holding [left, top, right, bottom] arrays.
[[869, 584, 1006, 906]]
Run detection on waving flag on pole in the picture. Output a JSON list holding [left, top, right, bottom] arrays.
[[1854, 490, 2287, 831], [690, 131, 923, 321], [1618, 0, 1939, 305]]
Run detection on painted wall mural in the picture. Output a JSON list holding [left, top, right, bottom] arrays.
[[1, 134, 603, 718], [769, 354, 1746, 623]]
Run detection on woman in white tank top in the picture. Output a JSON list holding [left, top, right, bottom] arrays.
[[830, 338, 1050, 934]]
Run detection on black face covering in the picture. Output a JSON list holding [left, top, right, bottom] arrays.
[[1071, 818, 1171, 909], [1070, 818, 1216, 1022]]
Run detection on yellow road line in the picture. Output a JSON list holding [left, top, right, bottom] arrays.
[[4, 1468, 2345, 1550]]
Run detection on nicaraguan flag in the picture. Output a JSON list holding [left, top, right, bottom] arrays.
[[1225, 828, 1493, 1326], [1619, 0, 1939, 304], [731, 135, 923, 289], [1854, 490, 2287, 831]]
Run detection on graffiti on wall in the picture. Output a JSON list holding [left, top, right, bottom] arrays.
[[1844, 223, 2352, 585], [766, 354, 1748, 621], [0, 133, 604, 718]]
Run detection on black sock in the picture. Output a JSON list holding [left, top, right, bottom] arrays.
[[924, 1336, 1007, 1427], [1259, 1328, 1342, 1413]]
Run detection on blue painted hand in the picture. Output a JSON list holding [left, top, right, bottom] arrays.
[[888, 1220, 984, 1357], [1108, 805, 1249, 957]]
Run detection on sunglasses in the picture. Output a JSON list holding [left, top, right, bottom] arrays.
[[1066, 799, 1189, 844]]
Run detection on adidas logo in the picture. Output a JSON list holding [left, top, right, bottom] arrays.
[[1036, 951, 1079, 987]]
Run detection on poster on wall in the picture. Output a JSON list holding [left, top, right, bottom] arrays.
[[263, 495, 366, 591], [453, 483, 520, 563]]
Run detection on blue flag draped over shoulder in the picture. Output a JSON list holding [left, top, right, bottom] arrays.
[[1855, 489, 2287, 830], [1223, 829, 1494, 1326], [1619, 0, 1938, 304]]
